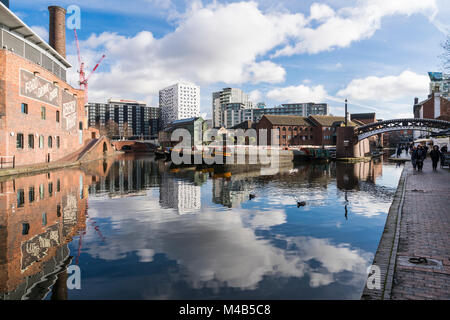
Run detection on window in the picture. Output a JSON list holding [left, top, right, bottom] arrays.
[[57, 179, 61, 192], [41, 107, 46, 120], [16, 133, 24, 149], [17, 189, 25, 207], [48, 136, 53, 148], [48, 182, 53, 196], [29, 187, 35, 203], [39, 184, 44, 199], [39, 135, 44, 149], [28, 134, 34, 149], [42, 213, 47, 226], [22, 223, 30, 235], [56, 136, 60, 148], [56, 110, 60, 123], [21, 103, 28, 114]]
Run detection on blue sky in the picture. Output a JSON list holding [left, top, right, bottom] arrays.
[[10, 0, 450, 120]]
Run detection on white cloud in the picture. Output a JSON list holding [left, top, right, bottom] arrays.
[[63, 0, 438, 108], [266, 84, 328, 103], [69, 1, 307, 103], [30, 25, 48, 42], [274, 0, 438, 56], [336, 70, 429, 102], [249, 89, 262, 103]]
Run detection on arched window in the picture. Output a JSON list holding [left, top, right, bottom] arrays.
[[48, 136, 53, 148]]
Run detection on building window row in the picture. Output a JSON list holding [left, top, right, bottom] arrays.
[[16, 133, 60, 150], [21, 103, 61, 123], [16, 179, 62, 208]]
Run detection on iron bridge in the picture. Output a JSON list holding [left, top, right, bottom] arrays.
[[355, 118, 450, 141]]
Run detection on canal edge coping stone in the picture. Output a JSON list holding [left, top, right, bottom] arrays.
[[361, 165, 407, 300]]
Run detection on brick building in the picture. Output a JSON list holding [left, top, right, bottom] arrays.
[[350, 113, 376, 125], [255, 115, 315, 146], [0, 4, 95, 167], [307, 115, 357, 146], [255, 115, 359, 147], [413, 92, 450, 121]]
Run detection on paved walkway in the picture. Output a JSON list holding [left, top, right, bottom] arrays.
[[391, 159, 450, 299]]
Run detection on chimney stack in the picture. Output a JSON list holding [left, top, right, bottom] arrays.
[[414, 97, 418, 105], [1, 0, 9, 8], [48, 6, 66, 58]]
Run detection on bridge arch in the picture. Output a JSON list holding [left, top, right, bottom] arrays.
[[355, 118, 450, 141]]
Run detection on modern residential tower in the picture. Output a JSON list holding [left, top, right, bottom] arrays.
[[212, 88, 253, 128], [159, 82, 200, 128], [87, 99, 160, 139]]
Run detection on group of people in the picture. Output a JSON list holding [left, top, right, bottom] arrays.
[[409, 143, 448, 171], [396, 144, 409, 157]]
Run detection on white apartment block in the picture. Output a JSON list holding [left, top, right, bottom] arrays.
[[159, 82, 200, 128], [212, 88, 253, 128]]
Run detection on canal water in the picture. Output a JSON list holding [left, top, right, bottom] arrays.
[[0, 154, 403, 300]]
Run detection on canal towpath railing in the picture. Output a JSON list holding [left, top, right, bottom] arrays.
[[0, 155, 15, 169]]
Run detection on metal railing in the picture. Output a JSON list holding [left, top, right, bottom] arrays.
[[0, 155, 15, 169]]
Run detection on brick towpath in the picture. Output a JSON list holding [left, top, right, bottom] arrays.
[[362, 158, 450, 300]]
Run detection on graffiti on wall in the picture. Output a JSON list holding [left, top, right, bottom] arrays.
[[62, 90, 77, 131], [20, 69, 59, 107], [21, 224, 60, 272]]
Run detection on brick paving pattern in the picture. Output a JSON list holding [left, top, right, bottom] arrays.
[[391, 159, 450, 300]]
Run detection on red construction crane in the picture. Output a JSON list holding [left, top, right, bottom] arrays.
[[73, 29, 106, 105]]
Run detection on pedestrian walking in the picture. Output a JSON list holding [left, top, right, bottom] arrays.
[[405, 144, 409, 153], [415, 145, 426, 171], [410, 145, 417, 170], [430, 145, 441, 171], [423, 145, 429, 159], [441, 145, 448, 168], [396, 145, 402, 158]]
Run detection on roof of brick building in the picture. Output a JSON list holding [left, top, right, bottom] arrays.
[[261, 115, 310, 126], [308, 115, 358, 127]]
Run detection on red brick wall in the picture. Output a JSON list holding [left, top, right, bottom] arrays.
[[421, 98, 435, 119], [78, 136, 116, 162], [0, 50, 90, 166], [0, 168, 90, 293], [440, 97, 450, 120]]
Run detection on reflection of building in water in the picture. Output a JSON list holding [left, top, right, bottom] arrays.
[[213, 178, 254, 208], [159, 172, 205, 214], [0, 169, 93, 300], [336, 160, 383, 190], [89, 154, 161, 197]]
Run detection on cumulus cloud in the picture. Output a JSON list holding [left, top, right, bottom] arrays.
[[68, 1, 306, 103], [336, 70, 429, 102], [30, 25, 48, 42], [249, 89, 262, 103], [63, 0, 438, 106], [274, 0, 438, 56], [266, 84, 328, 103]]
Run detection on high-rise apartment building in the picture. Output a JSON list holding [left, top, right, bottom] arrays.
[[428, 72, 449, 98], [159, 82, 200, 128], [87, 99, 160, 138], [212, 88, 253, 128]]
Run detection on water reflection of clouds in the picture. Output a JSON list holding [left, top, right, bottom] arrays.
[[85, 195, 372, 292]]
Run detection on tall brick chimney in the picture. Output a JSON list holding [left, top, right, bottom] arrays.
[[48, 6, 66, 58]]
